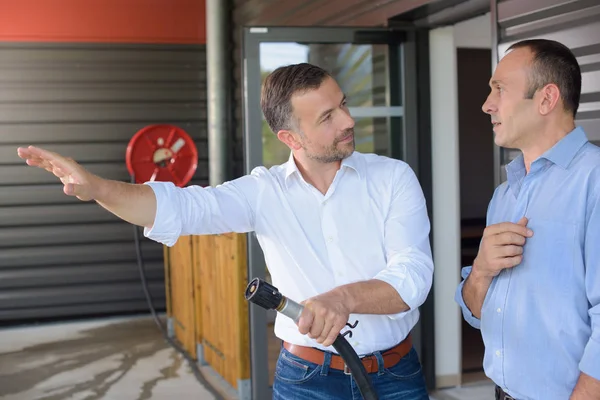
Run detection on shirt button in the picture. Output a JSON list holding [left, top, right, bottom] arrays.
[[496, 350, 502, 357], [497, 308, 502, 313], [327, 236, 333, 242]]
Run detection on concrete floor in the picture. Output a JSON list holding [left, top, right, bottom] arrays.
[[432, 381, 495, 400], [0, 315, 494, 400], [0, 316, 216, 400]]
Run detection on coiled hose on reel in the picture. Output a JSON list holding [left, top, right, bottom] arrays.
[[245, 278, 379, 400]]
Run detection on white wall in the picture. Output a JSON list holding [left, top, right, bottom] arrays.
[[429, 12, 491, 388], [454, 13, 491, 49], [429, 25, 462, 388]]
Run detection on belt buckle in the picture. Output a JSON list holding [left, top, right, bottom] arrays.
[[343, 363, 352, 375]]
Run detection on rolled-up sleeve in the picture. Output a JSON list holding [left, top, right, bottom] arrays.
[[455, 266, 481, 329], [579, 188, 600, 380], [143, 171, 262, 247], [373, 164, 434, 319]]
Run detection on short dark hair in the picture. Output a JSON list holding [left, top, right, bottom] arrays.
[[507, 39, 581, 116], [260, 63, 331, 133]]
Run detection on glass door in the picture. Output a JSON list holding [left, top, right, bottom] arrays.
[[257, 41, 402, 166], [242, 26, 414, 400]]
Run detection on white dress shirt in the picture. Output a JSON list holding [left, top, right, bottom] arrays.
[[144, 151, 433, 356]]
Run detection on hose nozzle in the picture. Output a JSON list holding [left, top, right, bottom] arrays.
[[245, 277, 283, 310], [245, 278, 303, 322]]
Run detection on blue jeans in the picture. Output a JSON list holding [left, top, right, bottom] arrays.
[[272, 345, 429, 400]]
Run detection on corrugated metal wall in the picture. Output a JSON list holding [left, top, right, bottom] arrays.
[[0, 43, 208, 323], [496, 0, 600, 168]]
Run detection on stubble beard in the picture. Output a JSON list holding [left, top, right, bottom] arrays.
[[304, 128, 355, 164]]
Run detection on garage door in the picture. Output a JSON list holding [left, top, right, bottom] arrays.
[[0, 43, 207, 323]]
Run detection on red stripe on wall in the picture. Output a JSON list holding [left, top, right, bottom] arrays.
[[0, 0, 206, 44]]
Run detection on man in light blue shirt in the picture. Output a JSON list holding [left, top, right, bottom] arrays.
[[456, 39, 600, 399]]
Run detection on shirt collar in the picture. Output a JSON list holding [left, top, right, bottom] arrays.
[[539, 126, 588, 170], [506, 154, 527, 198], [505, 126, 588, 197], [341, 152, 361, 177], [284, 151, 298, 181], [284, 151, 362, 186]]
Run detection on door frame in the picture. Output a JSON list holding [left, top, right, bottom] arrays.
[[241, 26, 427, 399]]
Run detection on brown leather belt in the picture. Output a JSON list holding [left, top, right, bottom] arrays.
[[283, 334, 412, 374]]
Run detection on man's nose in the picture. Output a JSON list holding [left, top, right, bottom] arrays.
[[482, 94, 496, 114], [343, 108, 355, 129]]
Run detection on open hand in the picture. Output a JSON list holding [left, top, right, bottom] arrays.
[[17, 146, 99, 201], [297, 290, 350, 347]]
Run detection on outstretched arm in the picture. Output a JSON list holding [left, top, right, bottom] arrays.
[[17, 146, 259, 244], [17, 146, 157, 228]]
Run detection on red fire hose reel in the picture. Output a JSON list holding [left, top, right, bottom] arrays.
[[126, 124, 198, 187]]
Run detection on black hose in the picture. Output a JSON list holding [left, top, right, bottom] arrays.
[[331, 335, 378, 400], [245, 277, 379, 400], [130, 174, 224, 400]]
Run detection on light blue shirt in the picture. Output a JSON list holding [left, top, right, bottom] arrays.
[[455, 127, 600, 400]]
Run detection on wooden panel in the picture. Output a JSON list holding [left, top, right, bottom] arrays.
[[164, 245, 172, 318], [167, 236, 197, 358], [198, 235, 221, 370], [197, 233, 250, 389], [192, 235, 204, 355]]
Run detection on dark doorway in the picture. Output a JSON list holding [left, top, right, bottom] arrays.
[[457, 47, 494, 382]]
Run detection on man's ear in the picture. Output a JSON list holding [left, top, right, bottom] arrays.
[[277, 130, 302, 150], [538, 83, 561, 116]]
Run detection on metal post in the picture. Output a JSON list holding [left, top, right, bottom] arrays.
[[206, 0, 230, 186], [243, 29, 272, 400]]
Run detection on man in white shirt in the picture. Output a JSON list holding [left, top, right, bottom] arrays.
[[17, 63, 433, 399]]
